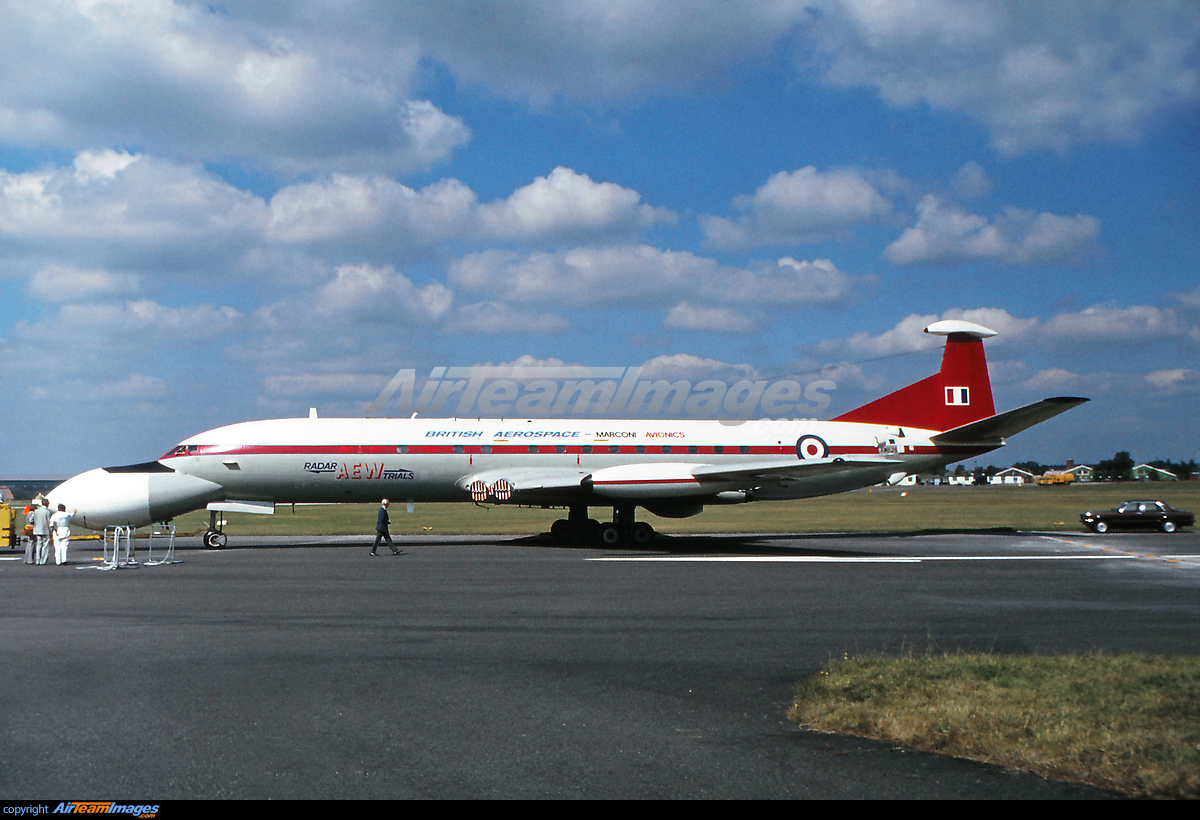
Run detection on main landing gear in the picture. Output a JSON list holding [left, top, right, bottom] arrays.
[[550, 504, 656, 546]]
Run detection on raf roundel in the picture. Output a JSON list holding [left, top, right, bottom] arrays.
[[795, 435, 829, 460]]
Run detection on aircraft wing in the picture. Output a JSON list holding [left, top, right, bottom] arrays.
[[460, 456, 903, 504], [931, 397, 1089, 446], [457, 467, 590, 503], [689, 455, 902, 482], [587, 456, 904, 500]]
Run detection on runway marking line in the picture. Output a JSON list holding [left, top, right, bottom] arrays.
[[1043, 535, 1200, 565], [589, 555, 1170, 563], [593, 545, 1200, 563]]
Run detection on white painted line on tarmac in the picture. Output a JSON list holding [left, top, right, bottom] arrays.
[[592, 552, 1200, 563], [590, 554, 1145, 563], [593, 556, 922, 562]]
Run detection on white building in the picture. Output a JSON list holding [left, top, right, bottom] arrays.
[[989, 467, 1035, 485]]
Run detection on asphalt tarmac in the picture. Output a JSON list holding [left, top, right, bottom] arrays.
[[4, 528, 1198, 799]]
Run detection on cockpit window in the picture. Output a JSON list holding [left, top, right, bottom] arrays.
[[165, 444, 200, 457]]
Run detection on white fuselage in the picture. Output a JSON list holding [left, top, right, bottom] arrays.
[[49, 415, 985, 530]]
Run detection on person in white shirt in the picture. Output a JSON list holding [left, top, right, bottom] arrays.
[[50, 504, 77, 566]]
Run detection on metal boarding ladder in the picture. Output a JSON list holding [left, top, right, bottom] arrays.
[[80, 525, 138, 570], [145, 523, 181, 565]]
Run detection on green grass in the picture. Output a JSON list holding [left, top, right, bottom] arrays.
[[149, 481, 1200, 538], [790, 652, 1200, 798]]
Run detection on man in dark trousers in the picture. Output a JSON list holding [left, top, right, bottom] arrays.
[[372, 498, 402, 556]]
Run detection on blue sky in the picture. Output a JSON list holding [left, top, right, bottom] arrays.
[[1, 1, 1198, 477]]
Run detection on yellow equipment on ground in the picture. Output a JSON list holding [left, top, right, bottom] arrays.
[[1037, 472, 1075, 486], [0, 503, 15, 548]]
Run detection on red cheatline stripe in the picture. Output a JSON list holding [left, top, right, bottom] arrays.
[[161, 443, 955, 459], [166, 444, 801, 456]]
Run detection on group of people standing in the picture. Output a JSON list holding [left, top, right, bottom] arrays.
[[23, 497, 77, 565]]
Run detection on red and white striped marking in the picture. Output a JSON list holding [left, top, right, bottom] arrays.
[[468, 480, 488, 502]]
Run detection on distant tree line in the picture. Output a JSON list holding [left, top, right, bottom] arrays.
[[1143, 458, 1198, 482], [1093, 451, 1136, 482], [1090, 452, 1196, 482]]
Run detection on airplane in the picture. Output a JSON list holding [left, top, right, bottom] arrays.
[[48, 320, 1087, 547]]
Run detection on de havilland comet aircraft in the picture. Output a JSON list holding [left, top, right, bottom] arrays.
[[49, 321, 1087, 547]]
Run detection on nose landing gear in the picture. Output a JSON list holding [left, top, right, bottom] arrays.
[[202, 510, 228, 548]]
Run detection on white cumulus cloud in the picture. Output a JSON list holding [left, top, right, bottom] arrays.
[[800, 0, 1200, 155], [701, 166, 893, 249], [478, 167, 674, 241], [663, 302, 757, 333], [884, 195, 1099, 265], [0, 0, 469, 173]]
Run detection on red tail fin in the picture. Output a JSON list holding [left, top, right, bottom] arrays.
[[832, 321, 997, 432]]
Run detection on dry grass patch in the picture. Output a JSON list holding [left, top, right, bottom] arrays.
[[789, 653, 1200, 798]]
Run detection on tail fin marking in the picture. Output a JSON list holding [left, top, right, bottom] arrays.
[[832, 321, 997, 432]]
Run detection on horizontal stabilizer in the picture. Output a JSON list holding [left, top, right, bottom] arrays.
[[931, 397, 1089, 446]]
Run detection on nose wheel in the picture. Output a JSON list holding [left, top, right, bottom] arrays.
[[203, 510, 228, 548]]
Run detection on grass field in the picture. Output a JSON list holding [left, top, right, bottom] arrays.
[[137, 480, 1200, 539], [790, 652, 1200, 798]]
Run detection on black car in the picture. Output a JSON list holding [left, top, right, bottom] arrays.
[[1080, 500, 1194, 533]]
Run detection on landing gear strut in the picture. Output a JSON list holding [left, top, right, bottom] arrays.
[[551, 504, 599, 542], [552, 504, 655, 546]]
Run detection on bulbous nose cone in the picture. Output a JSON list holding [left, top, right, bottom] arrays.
[[48, 463, 224, 530]]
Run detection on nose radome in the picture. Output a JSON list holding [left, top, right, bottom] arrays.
[[48, 465, 223, 530]]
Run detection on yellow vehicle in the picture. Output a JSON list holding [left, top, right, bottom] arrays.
[[1038, 472, 1075, 486]]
